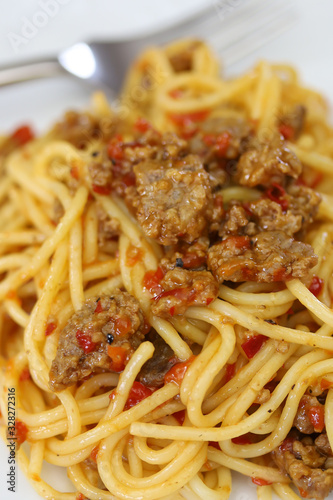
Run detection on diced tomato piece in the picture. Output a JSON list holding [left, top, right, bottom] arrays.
[[309, 276, 324, 297], [143, 267, 165, 296], [265, 183, 288, 212], [180, 127, 198, 140], [321, 378, 333, 391], [107, 345, 127, 372], [215, 132, 230, 157], [109, 390, 116, 400], [76, 494, 86, 500], [173, 410, 186, 425], [241, 335, 268, 359], [126, 245, 143, 267], [279, 437, 295, 452], [252, 477, 273, 486], [114, 316, 132, 337], [15, 419, 28, 444], [124, 381, 154, 410], [307, 405, 325, 432], [120, 171, 136, 187], [92, 184, 111, 195], [169, 306, 176, 316], [107, 135, 123, 160], [19, 367, 31, 381], [164, 356, 195, 385], [94, 300, 103, 314], [299, 488, 309, 498], [182, 252, 206, 269], [154, 287, 196, 304], [279, 123, 294, 140], [202, 134, 216, 146], [6, 290, 18, 300], [45, 322, 57, 336], [206, 297, 214, 305], [169, 110, 209, 127], [299, 396, 308, 409], [70, 165, 80, 180], [11, 125, 35, 146], [76, 330, 96, 354], [153, 286, 200, 316], [90, 445, 99, 463], [169, 89, 184, 99], [203, 132, 230, 156], [225, 363, 236, 383], [231, 434, 252, 445], [273, 268, 292, 282], [134, 117, 151, 133], [225, 235, 251, 252]]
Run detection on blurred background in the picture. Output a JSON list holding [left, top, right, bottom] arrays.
[[0, 0, 332, 132]]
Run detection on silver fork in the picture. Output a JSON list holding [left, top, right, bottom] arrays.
[[0, 0, 297, 93]]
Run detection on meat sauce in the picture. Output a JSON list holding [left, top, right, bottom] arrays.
[[49, 107, 327, 498]]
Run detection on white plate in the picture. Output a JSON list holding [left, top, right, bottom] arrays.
[[1, 0, 333, 499]]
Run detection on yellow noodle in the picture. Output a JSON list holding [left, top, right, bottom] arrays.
[[2, 39, 333, 500]]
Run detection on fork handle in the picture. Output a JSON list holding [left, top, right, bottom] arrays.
[[0, 58, 65, 86]]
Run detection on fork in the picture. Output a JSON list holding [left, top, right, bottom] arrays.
[[0, 0, 297, 93]]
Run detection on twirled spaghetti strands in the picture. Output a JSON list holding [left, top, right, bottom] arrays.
[[2, 38, 333, 500]]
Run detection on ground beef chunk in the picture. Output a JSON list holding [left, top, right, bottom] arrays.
[[124, 132, 188, 168], [249, 199, 302, 236], [219, 200, 300, 239], [315, 434, 333, 457], [96, 204, 120, 247], [293, 438, 327, 468], [197, 115, 252, 159], [88, 150, 113, 192], [87, 130, 188, 206], [188, 116, 252, 191], [219, 184, 320, 240], [156, 132, 188, 160], [49, 292, 145, 391], [294, 395, 325, 434], [138, 331, 176, 387], [51, 111, 115, 149], [160, 237, 209, 272], [220, 204, 252, 238], [207, 231, 317, 283], [286, 184, 321, 229], [272, 436, 333, 500], [151, 268, 219, 318], [237, 134, 302, 187], [279, 105, 306, 140], [133, 154, 214, 245]]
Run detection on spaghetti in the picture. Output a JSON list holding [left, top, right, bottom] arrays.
[[1, 38, 333, 500]]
